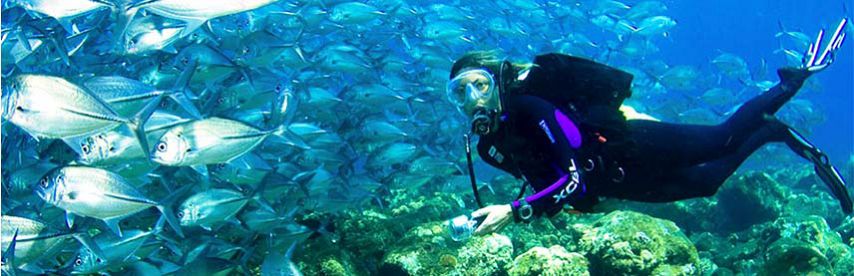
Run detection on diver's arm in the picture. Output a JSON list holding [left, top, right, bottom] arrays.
[[508, 95, 587, 222]]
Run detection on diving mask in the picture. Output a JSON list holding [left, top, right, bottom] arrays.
[[447, 68, 503, 135], [446, 69, 497, 111]]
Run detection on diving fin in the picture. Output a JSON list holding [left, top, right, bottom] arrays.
[[781, 125, 853, 214]]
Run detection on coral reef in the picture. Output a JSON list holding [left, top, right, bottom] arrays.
[[294, 166, 851, 275]]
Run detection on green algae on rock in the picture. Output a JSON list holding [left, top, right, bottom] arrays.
[[578, 211, 700, 275], [508, 245, 590, 276], [761, 238, 833, 275]]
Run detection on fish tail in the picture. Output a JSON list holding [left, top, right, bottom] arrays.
[[156, 185, 191, 238], [128, 93, 165, 161], [250, 177, 275, 213], [268, 124, 311, 150], [151, 216, 184, 256], [168, 59, 202, 118]]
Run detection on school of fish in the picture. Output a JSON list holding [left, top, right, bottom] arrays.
[[0, 0, 842, 274]]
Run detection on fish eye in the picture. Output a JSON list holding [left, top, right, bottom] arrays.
[[74, 258, 82, 266], [15, 106, 23, 111], [40, 178, 48, 188], [275, 84, 282, 92], [81, 144, 90, 154], [181, 57, 189, 65], [157, 142, 168, 152], [109, 146, 115, 151], [177, 212, 183, 218], [96, 258, 103, 263]]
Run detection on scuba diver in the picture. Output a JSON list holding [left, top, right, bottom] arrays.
[[447, 19, 852, 235]]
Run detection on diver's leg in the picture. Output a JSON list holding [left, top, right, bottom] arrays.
[[720, 68, 811, 140], [610, 121, 785, 202], [777, 122, 853, 214], [626, 68, 809, 167], [628, 119, 746, 166]]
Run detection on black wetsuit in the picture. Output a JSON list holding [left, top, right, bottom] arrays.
[[477, 54, 814, 220]]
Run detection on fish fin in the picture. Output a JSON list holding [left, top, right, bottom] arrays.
[[155, 185, 191, 238], [71, 232, 106, 264], [163, 44, 178, 54], [3, 229, 18, 268], [65, 211, 76, 228], [61, 136, 86, 156], [268, 125, 311, 150], [168, 59, 201, 118], [128, 93, 165, 161], [226, 216, 241, 226], [200, 224, 212, 231], [250, 179, 274, 213], [57, 17, 77, 35], [18, 263, 47, 274], [190, 164, 209, 177], [103, 218, 124, 237], [16, 31, 32, 52], [180, 18, 206, 38], [125, 0, 160, 11], [285, 240, 297, 260]]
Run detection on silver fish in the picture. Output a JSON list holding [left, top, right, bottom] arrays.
[[1, 216, 102, 270], [129, 0, 281, 37], [3, 162, 57, 195], [178, 188, 261, 230], [8, 0, 112, 32], [35, 166, 184, 237], [70, 229, 158, 274], [151, 117, 303, 167], [2, 75, 161, 159], [329, 2, 385, 24]]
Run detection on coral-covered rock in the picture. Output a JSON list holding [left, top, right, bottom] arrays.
[[508, 245, 589, 276], [381, 220, 513, 276], [761, 238, 832, 275], [716, 172, 789, 231], [578, 211, 700, 275]]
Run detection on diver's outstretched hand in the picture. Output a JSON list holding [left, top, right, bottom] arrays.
[[802, 18, 848, 72]]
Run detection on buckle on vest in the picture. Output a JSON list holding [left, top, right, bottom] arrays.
[[612, 166, 625, 183]]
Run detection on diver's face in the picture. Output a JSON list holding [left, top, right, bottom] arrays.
[[446, 69, 500, 117]]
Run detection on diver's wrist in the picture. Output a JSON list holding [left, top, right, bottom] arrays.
[[511, 200, 533, 223]]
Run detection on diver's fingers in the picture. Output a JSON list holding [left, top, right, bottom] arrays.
[[471, 207, 489, 218], [473, 217, 494, 234]]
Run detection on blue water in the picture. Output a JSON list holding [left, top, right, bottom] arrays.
[[665, 0, 854, 165]]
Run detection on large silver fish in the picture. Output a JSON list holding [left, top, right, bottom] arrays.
[[151, 117, 306, 167], [2, 75, 161, 158], [35, 166, 184, 237]]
